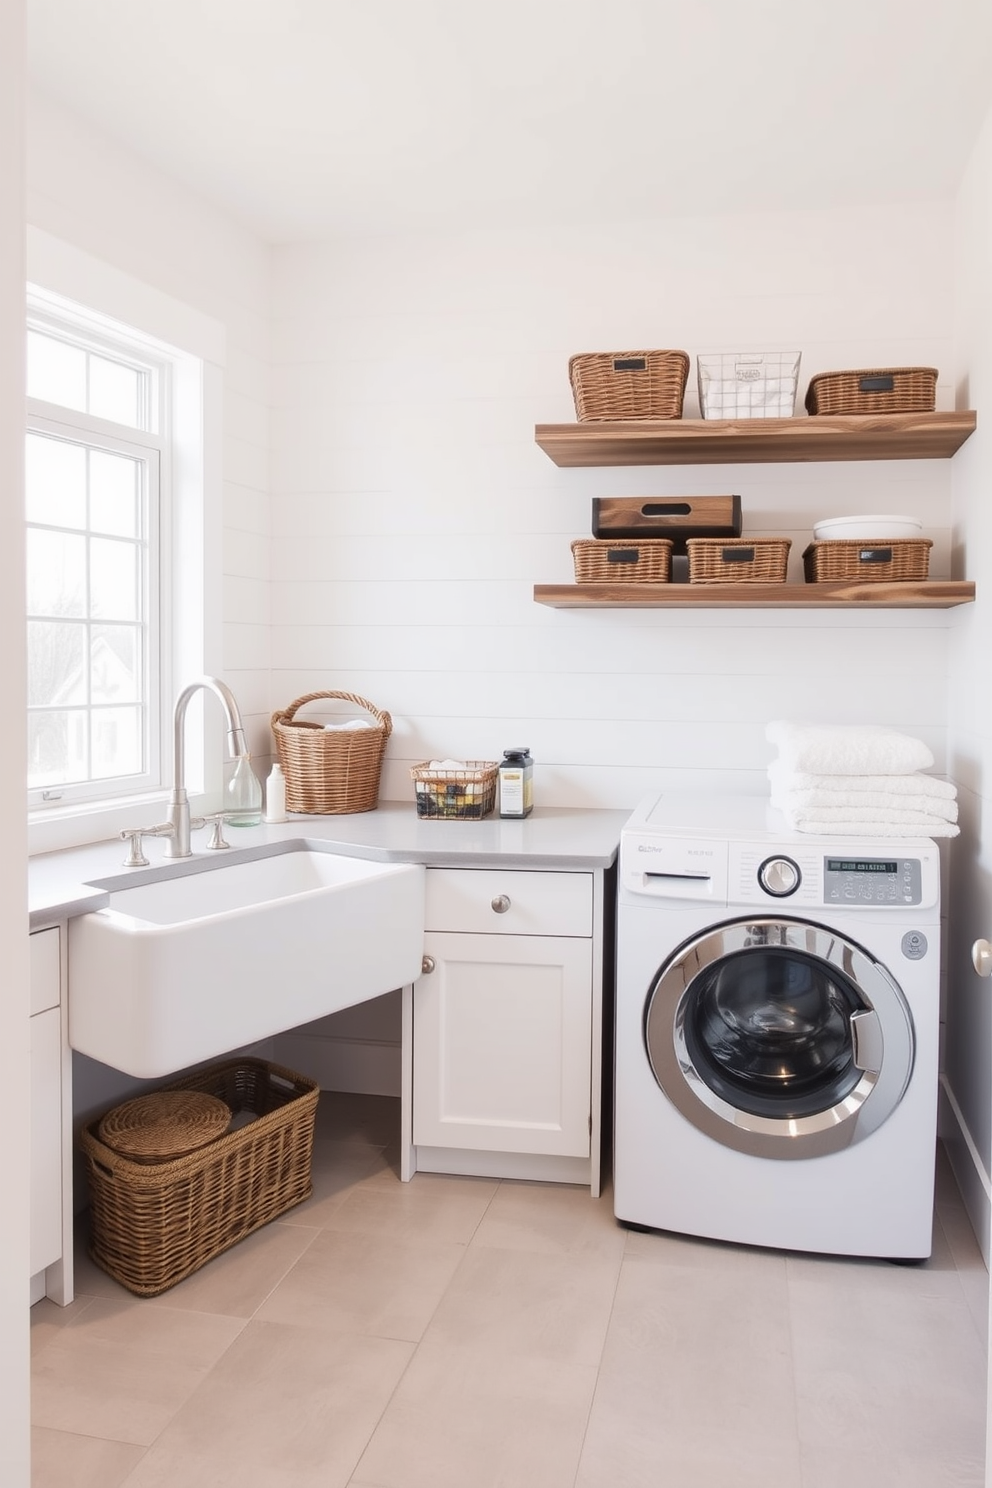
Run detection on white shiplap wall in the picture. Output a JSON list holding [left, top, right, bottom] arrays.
[[271, 201, 958, 810]]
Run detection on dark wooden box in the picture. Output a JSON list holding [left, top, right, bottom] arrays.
[[591, 494, 741, 551]]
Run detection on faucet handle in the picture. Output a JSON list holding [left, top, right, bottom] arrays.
[[119, 822, 175, 868], [200, 812, 231, 851]]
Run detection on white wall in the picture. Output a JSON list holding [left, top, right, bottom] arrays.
[[2, 9, 31, 1488], [26, 91, 273, 764], [270, 203, 958, 808], [946, 99, 992, 1260]]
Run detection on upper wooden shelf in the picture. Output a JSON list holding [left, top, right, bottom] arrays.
[[534, 580, 976, 610], [534, 411, 978, 467]]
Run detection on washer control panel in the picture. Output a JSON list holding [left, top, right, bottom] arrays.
[[729, 842, 937, 910], [823, 856, 923, 906]]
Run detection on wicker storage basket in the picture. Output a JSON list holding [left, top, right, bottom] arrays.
[[271, 691, 390, 814], [79, 1059, 319, 1297], [411, 760, 498, 819], [569, 350, 690, 422], [686, 537, 792, 584], [805, 367, 937, 416], [571, 538, 674, 583], [803, 538, 932, 584], [697, 351, 801, 419]]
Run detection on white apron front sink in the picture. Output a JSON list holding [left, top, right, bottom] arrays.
[[67, 847, 425, 1078]]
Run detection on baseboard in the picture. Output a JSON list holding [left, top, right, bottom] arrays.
[[938, 1074, 991, 1266], [271, 1032, 401, 1097]]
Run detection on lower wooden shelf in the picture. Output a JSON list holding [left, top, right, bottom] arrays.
[[533, 580, 976, 609]]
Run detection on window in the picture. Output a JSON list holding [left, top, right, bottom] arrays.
[[26, 308, 169, 812]]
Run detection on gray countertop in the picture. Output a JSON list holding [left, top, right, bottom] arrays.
[[28, 803, 628, 928]]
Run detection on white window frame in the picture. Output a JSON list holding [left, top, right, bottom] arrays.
[[26, 230, 226, 856], [26, 406, 166, 811]]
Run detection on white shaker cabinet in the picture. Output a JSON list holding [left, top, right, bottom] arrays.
[[30, 927, 73, 1306], [404, 867, 609, 1194]]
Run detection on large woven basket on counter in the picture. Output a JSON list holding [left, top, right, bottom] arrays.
[[803, 538, 932, 584], [571, 538, 674, 583], [271, 691, 390, 814], [804, 367, 937, 416], [569, 350, 690, 422], [686, 537, 791, 584], [79, 1059, 319, 1296]]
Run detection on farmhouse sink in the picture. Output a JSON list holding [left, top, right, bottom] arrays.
[[67, 847, 425, 1078]]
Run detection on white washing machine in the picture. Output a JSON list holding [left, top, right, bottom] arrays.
[[614, 792, 942, 1260]]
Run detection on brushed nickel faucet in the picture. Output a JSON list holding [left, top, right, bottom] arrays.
[[119, 676, 250, 864]]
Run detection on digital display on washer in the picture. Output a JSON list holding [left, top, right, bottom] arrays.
[[823, 857, 922, 905]]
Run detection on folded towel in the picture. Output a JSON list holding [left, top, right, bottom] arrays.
[[766, 721, 934, 776], [783, 816, 958, 838], [767, 763, 956, 802], [323, 719, 374, 730], [776, 788, 958, 824], [784, 803, 957, 828]]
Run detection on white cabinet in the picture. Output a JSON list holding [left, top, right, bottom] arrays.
[[29, 927, 73, 1306], [404, 867, 608, 1194]]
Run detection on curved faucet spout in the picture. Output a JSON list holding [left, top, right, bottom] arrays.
[[165, 676, 249, 858]]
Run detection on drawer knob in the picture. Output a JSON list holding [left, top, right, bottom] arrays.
[[421, 955, 436, 975], [491, 895, 511, 914]]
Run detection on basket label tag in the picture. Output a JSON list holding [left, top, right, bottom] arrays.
[[859, 547, 893, 563], [859, 374, 895, 392], [613, 357, 647, 372], [735, 364, 763, 381], [608, 548, 641, 563], [723, 546, 755, 562]]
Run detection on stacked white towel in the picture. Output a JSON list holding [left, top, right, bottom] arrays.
[[765, 722, 959, 838]]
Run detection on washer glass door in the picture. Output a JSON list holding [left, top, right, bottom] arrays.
[[644, 917, 914, 1160]]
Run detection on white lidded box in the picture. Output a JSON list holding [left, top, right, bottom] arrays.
[[812, 515, 923, 541], [697, 351, 801, 419]]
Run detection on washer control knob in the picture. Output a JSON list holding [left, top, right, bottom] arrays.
[[758, 855, 801, 897]]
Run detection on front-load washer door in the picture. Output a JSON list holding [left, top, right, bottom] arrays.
[[644, 916, 914, 1160]]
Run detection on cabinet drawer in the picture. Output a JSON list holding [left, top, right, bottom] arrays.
[[30, 927, 61, 1016], [425, 869, 592, 937]]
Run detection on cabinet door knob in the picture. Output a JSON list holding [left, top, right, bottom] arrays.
[[421, 955, 436, 975], [491, 895, 511, 914]]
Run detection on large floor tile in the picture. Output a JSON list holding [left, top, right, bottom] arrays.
[[423, 1245, 620, 1366], [469, 1179, 626, 1261], [355, 1340, 598, 1488], [116, 1319, 413, 1488], [29, 1295, 98, 1358], [256, 1227, 466, 1341], [322, 1170, 498, 1245], [31, 1426, 145, 1488], [281, 1142, 399, 1228], [787, 1255, 986, 1482], [31, 1298, 245, 1445], [122, 1217, 321, 1318]]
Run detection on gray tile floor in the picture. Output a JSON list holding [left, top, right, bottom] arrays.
[[31, 1093, 989, 1487]]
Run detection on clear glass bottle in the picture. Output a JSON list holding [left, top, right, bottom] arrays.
[[224, 753, 263, 826]]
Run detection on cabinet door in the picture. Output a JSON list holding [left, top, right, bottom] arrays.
[[30, 1006, 62, 1277], [414, 931, 592, 1157]]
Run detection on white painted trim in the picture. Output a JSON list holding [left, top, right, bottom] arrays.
[[412, 1145, 594, 1186], [24, 237, 229, 847], [939, 1074, 991, 1266], [27, 227, 225, 365], [272, 1031, 401, 1098]]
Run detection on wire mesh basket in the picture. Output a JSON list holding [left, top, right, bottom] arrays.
[[410, 760, 498, 819], [697, 351, 801, 419]]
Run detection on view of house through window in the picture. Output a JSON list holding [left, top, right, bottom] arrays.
[[26, 315, 166, 809]]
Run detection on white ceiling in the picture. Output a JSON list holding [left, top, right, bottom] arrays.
[[26, 0, 992, 244]]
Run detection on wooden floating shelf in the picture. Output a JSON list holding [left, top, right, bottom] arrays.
[[533, 580, 976, 610], [534, 411, 978, 467]]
